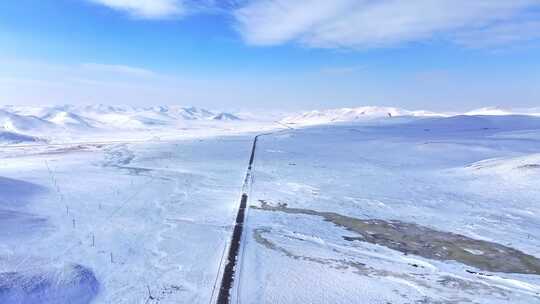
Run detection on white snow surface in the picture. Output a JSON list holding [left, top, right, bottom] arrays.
[[1, 104, 540, 303], [234, 115, 540, 304]]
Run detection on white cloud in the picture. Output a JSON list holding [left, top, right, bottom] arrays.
[[85, 0, 540, 49], [88, 0, 185, 18], [86, 0, 240, 18], [233, 0, 540, 49], [234, 0, 353, 45]]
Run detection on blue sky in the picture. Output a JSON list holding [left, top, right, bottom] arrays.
[[0, 0, 539, 111]]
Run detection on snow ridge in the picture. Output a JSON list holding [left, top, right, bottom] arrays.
[[2, 104, 540, 144], [280, 106, 443, 126], [0, 105, 243, 144], [281, 106, 540, 126]]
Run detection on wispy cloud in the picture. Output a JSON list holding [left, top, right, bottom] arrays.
[[233, 0, 351, 46], [81, 63, 157, 77], [88, 0, 185, 18], [233, 0, 540, 49], [86, 0, 243, 18], [85, 0, 540, 49]]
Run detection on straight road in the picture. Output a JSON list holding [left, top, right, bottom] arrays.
[[216, 134, 259, 304]]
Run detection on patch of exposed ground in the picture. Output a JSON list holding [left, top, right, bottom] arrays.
[[253, 201, 540, 275]]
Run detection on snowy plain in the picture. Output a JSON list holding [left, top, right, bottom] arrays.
[[237, 115, 540, 304], [1, 105, 540, 303], [0, 135, 261, 303]]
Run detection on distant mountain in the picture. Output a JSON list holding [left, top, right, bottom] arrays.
[[281, 106, 540, 127], [2, 104, 538, 144], [281, 106, 442, 126], [72, 105, 221, 125], [180, 106, 215, 120], [212, 112, 241, 121], [0, 109, 56, 133], [0, 130, 40, 144], [0, 105, 247, 143], [466, 107, 540, 116], [41, 110, 97, 129]]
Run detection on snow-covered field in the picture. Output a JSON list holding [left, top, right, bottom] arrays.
[[0, 135, 257, 303], [1, 105, 540, 303], [237, 115, 540, 303]]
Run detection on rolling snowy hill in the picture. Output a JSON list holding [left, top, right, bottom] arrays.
[[281, 106, 540, 127], [465, 106, 540, 116], [280, 106, 443, 126], [0, 131, 40, 144], [212, 112, 241, 121], [2, 104, 540, 145], [0, 105, 245, 144], [0, 109, 56, 133]]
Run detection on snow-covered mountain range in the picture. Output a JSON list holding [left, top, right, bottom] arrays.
[[465, 106, 540, 116], [0, 105, 242, 143], [280, 106, 540, 126], [280, 106, 443, 126], [1, 104, 539, 144]]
